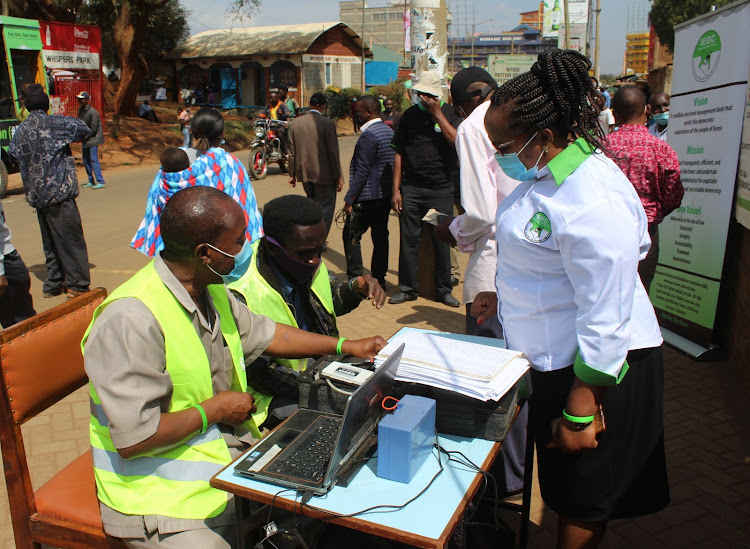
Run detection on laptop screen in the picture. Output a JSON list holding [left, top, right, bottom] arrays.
[[324, 344, 404, 485]]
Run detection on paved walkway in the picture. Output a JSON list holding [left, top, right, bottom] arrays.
[[2, 162, 749, 547]]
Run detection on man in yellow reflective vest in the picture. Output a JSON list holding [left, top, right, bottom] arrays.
[[83, 186, 386, 548], [230, 194, 386, 428]]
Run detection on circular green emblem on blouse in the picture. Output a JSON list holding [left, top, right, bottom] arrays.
[[525, 212, 551, 243]]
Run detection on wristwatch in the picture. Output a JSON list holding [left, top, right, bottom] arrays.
[[562, 417, 593, 431]]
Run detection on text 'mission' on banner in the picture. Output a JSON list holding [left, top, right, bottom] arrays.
[[650, 0, 750, 357]]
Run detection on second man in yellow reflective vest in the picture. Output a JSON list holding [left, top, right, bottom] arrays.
[[230, 194, 386, 428]]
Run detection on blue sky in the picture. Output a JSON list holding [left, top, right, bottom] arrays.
[[181, 0, 639, 75]]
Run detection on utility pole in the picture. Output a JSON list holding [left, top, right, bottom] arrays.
[[563, 0, 571, 49], [593, 0, 601, 80], [470, 18, 494, 67], [411, 0, 448, 98], [361, 0, 366, 91]]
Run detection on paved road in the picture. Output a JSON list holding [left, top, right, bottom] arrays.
[[2, 137, 359, 314]]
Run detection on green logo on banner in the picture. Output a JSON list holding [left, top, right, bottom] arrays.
[[524, 212, 551, 243], [692, 30, 721, 82]]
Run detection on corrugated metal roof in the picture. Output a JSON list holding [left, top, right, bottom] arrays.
[[168, 21, 372, 60]]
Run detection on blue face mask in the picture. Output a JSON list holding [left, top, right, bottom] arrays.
[[205, 239, 253, 284], [494, 132, 546, 181], [652, 112, 669, 127]]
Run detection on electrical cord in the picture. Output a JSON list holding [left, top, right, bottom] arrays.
[[325, 377, 355, 395], [300, 432, 444, 519], [437, 445, 502, 549]]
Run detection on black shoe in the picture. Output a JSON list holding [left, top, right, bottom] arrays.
[[451, 275, 460, 287], [389, 291, 417, 304], [436, 294, 460, 307]]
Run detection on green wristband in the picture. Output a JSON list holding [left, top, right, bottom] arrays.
[[562, 409, 594, 424], [336, 337, 346, 355], [194, 404, 208, 435]]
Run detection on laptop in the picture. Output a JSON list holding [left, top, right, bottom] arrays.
[[234, 344, 404, 495]]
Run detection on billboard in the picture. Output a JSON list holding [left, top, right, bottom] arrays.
[[487, 55, 536, 85], [649, 1, 750, 350], [39, 21, 101, 70], [543, 0, 588, 38]]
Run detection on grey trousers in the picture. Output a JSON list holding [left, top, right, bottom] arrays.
[[124, 524, 236, 549], [36, 198, 90, 293], [302, 181, 337, 238]]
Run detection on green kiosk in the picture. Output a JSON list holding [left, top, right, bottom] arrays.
[[0, 16, 48, 197]]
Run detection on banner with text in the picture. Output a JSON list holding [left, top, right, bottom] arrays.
[[39, 21, 101, 70], [649, 1, 750, 347], [735, 66, 750, 229], [487, 55, 535, 85]]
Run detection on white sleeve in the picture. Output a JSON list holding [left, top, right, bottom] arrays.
[[556, 195, 643, 384], [450, 130, 500, 252]]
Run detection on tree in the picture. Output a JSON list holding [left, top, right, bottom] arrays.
[[649, 0, 734, 52], [80, 0, 190, 77], [7, 0, 82, 23]]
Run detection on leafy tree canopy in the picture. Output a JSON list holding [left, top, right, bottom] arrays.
[[78, 0, 190, 69], [649, 0, 734, 52]]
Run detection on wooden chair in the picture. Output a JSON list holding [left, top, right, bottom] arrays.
[[0, 288, 126, 548]]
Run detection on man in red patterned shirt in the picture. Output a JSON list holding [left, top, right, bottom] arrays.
[[608, 85, 684, 293]]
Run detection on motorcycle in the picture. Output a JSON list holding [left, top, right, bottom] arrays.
[[248, 117, 288, 180]]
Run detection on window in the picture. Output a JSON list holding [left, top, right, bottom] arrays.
[[270, 60, 297, 88], [325, 63, 332, 86]]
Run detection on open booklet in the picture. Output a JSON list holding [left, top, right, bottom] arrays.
[[421, 208, 450, 226], [374, 331, 529, 401]]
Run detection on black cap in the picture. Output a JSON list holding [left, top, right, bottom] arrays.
[[310, 92, 327, 106], [450, 67, 497, 103], [24, 84, 49, 112]]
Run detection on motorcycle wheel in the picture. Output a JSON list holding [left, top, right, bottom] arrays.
[[278, 156, 288, 174], [249, 147, 268, 180]]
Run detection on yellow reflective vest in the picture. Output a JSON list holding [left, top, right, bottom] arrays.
[[82, 261, 261, 520], [230, 240, 335, 425]]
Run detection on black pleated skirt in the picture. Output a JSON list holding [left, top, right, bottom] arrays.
[[529, 346, 670, 521]]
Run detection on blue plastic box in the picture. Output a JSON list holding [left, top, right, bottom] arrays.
[[377, 394, 436, 483]]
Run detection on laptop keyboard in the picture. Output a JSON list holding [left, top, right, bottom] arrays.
[[266, 416, 342, 483]]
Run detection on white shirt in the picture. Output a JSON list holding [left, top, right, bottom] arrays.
[[449, 101, 518, 303], [648, 123, 668, 141], [359, 117, 382, 132], [597, 108, 615, 136], [0, 201, 16, 277], [495, 140, 662, 382]]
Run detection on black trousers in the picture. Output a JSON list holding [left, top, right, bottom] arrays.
[[0, 250, 36, 328], [302, 182, 337, 239], [398, 185, 453, 297], [343, 199, 390, 281], [36, 199, 91, 294]]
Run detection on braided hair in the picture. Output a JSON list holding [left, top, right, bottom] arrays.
[[491, 49, 609, 155]]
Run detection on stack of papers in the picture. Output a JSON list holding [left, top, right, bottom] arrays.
[[374, 331, 529, 401]]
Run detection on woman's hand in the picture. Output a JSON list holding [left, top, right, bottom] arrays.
[[549, 420, 599, 454], [470, 291, 498, 323]]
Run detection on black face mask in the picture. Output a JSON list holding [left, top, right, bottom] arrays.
[[266, 236, 320, 284]]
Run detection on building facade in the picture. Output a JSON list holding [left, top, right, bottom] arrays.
[[623, 31, 649, 75], [519, 1, 545, 30], [169, 22, 372, 107], [447, 26, 556, 73], [340, 1, 408, 65]]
